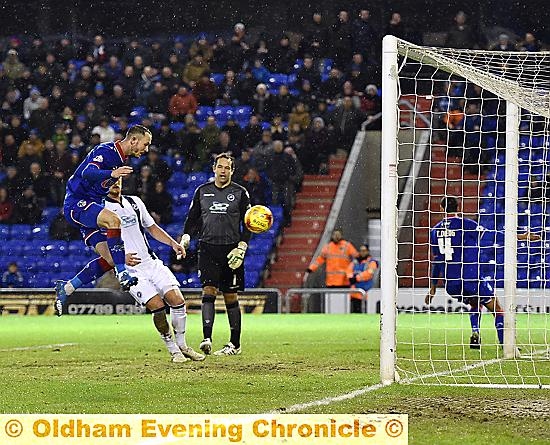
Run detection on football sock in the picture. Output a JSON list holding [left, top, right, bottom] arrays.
[[494, 312, 504, 345], [170, 304, 188, 349], [226, 300, 241, 349], [469, 305, 481, 334], [202, 294, 216, 340], [153, 310, 180, 355], [66, 257, 113, 295], [106, 228, 126, 273]]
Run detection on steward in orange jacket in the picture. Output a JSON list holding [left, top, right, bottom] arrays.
[[307, 229, 358, 287]]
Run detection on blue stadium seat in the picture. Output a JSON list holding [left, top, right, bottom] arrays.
[[173, 157, 186, 172], [31, 224, 50, 240], [210, 73, 224, 85], [10, 224, 34, 240], [168, 171, 188, 187], [0, 225, 10, 240], [267, 74, 288, 88], [196, 106, 213, 122], [41, 207, 59, 224], [234, 106, 252, 120], [169, 122, 184, 132]]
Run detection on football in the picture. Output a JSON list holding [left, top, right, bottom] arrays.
[[244, 205, 273, 234]]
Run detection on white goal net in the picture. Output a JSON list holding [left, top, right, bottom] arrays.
[[380, 35, 550, 388]]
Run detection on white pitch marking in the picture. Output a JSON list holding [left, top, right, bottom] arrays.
[[0, 343, 78, 352], [269, 348, 550, 414]]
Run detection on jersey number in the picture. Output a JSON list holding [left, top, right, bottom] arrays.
[[437, 237, 454, 261]]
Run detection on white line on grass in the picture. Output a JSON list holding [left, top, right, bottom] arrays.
[[0, 343, 78, 352], [269, 348, 550, 414]]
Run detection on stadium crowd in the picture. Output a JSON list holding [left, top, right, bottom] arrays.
[[0, 9, 544, 235]]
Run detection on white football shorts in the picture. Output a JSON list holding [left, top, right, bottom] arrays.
[[127, 257, 180, 305]]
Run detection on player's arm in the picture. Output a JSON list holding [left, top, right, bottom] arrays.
[[227, 188, 252, 270], [307, 245, 327, 273], [81, 148, 133, 183], [426, 230, 444, 305], [355, 259, 378, 283]]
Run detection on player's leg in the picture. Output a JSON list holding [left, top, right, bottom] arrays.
[[482, 297, 504, 345], [97, 207, 137, 290], [197, 243, 220, 354], [54, 230, 113, 316], [146, 295, 188, 363], [468, 297, 482, 349], [163, 288, 205, 361], [213, 254, 244, 356]]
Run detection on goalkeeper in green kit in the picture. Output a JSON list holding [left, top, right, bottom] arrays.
[[179, 153, 252, 356]]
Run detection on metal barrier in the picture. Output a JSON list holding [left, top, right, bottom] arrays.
[[282, 288, 367, 314]]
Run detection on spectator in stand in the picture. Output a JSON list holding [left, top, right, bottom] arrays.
[[445, 11, 480, 49], [140, 145, 172, 183], [284, 145, 303, 207], [48, 139, 74, 206], [252, 83, 273, 121], [518, 32, 541, 52], [347, 243, 379, 313], [269, 34, 296, 74], [88, 34, 109, 65], [221, 117, 245, 148], [49, 208, 81, 240], [106, 84, 133, 120], [147, 82, 170, 122], [135, 65, 160, 106], [183, 53, 209, 88], [329, 96, 365, 153], [136, 165, 156, 201], [23, 87, 43, 120], [489, 33, 516, 51], [104, 55, 123, 81], [361, 84, 382, 130], [1, 262, 25, 288], [69, 133, 86, 158], [242, 167, 266, 206], [193, 74, 218, 106], [212, 131, 240, 159], [12, 185, 42, 224], [270, 114, 288, 142], [352, 8, 378, 60], [74, 65, 95, 95], [297, 80, 320, 111], [303, 117, 330, 174], [3, 49, 26, 81], [29, 98, 55, 140], [6, 115, 28, 146], [287, 123, 305, 155], [303, 12, 329, 60], [159, 66, 179, 94], [17, 141, 43, 175], [197, 115, 221, 165], [253, 130, 274, 173], [25, 162, 51, 207], [2, 165, 24, 199], [91, 116, 116, 143], [49, 85, 67, 117], [320, 68, 344, 103], [117, 65, 139, 95], [27, 35, 47, 69], [289, 102, 311, 131], [268, 140, 296, 227], [244, 115, 263, 147], [0, 186, 14, 223], [145, 180, 173, 225], [251, 36, 270, 65], [443, 97, 466, 157], [296, 55, 321, 91], [307, 228, 358, 288], [149, 40, 166, 69], [68, 88, 89, 114], [2, 88, 24, 118], [236, 68, 257, 104], [211, 37, 230, 73], [189, 34, 214, 63], [311, 101, 332, 124], [272, 85, 294, 120], [2, 134, 19, 166], [218, 70, 239, 106], [233, 150, 256, 184], [331, 10, 353, 70], [348, 54, 370, 93], [54, 37, 76, 66], [168, 86, 198, 121], [155, 119, 178, 154], [176, 115, 201, 170]]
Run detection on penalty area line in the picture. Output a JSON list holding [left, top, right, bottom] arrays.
[[0, 343, 78, 352], [268, 349, 550, 414]]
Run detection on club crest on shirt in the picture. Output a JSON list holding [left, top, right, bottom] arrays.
[[77, 200, 87, 208], [227, 193, 235, 202], [93, 155, 103, 162]]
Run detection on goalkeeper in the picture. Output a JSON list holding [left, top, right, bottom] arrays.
[[180, 153, 251, 356], [426, 196, 539, 349]]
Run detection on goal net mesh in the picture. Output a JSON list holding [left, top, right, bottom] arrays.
[[393, 39, 550, 387]]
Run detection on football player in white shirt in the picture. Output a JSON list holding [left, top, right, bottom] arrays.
[[57, 179, 204, 363]]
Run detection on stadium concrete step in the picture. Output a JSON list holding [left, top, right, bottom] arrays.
[[292, 208, 330, 218], [300, 183, 338, 195], [428, 196, 479, 213], [430, 164, 482, 181], [294, 199, 333, 210], [270, 254, 312, 269]]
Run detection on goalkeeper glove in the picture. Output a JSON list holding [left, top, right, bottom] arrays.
[[176, 234, 191, 260], [227, 241, 247, 270]]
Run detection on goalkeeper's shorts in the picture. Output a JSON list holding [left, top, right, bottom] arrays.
[[198, 242, 244, 293]]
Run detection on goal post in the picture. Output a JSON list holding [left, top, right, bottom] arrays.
[[380, 35, 550, 387]]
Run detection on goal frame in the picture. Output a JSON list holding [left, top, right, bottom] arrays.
[[379, 35, 522, 385]]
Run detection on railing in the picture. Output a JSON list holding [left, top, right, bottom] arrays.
[[281, 288, 367, 314]]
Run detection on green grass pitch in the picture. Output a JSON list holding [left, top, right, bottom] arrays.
[[0, 314, 549, 444]]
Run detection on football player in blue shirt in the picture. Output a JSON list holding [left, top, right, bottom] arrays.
[[425, 196, 538, 349], [54, 125, 152, 316]]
